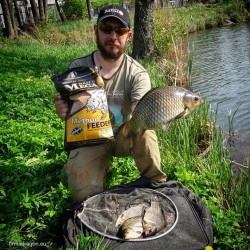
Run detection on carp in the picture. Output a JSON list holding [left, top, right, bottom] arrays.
[[121, 216, 144, 240], [123, 86, 203, 135], [117, 199, 166, 239], [142, 200, 165, 237], [115, 204, 147, 228]]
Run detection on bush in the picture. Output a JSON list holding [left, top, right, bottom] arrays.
[[62, 0, 128, 20], [62, 0, 86, 19]]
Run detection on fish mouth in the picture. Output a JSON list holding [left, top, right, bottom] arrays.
[[199, 98, 204, 106], [144, 226, 157, 237]]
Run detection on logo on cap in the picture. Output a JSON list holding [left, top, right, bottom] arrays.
[[104, 8, 124, 16]]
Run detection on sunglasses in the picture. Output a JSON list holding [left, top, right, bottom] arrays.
[[98, 23, 130, 36]]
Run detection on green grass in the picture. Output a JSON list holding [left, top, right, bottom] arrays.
[[0, 2, 249, 249]]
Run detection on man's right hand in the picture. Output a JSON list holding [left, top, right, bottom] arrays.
[[52, 95, 69, 120]]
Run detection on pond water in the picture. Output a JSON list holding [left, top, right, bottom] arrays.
[[189, 22, 250, 165]]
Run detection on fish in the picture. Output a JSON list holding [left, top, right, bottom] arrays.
[[115, 204, 147, 228], [142, 200, 165, 237], [121, 216, 144, 240], [118, 200, 166, 239], [123, 86, 202, 135]]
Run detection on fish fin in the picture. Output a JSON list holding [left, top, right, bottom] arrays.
[[141, 206, 147, 217], [162, 122, 172, 131], [175, 109, 188, 119], [123, 122, 146, 137]]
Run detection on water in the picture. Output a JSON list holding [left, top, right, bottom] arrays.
[[189, 23, 250, 165]]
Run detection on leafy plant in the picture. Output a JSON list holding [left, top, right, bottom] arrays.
[[62, 0, 86, 19]]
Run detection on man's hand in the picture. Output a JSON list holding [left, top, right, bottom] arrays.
[[52, 95, 69, 120]]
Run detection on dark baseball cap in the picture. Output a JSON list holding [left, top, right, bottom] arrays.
[[97, 4, 130, 28]]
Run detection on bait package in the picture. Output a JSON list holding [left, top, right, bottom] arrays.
[[52, 66, 114, 150]]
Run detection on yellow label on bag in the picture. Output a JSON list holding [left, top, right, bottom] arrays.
[[66, 107, 113, 141], [65, 89, 114, 148]]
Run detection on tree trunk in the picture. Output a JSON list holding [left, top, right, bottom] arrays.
[[55, 0, 67, 22], [9, 0, 19, 35], [2, 0, 15, 38], [1, 0, 19, 38], [30, 0, 39, 23], [132, 0, 156, 59], [43, 0, 48, 21], [20, 0, 38, 36], [38, 0, 45, 21], [86, 0, 93, 20], [22, 0, 29, 17], [13, 0, 23, 27]]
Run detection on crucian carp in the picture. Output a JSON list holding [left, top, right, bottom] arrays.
[[116, 199, 166, 240], [123, 86, 203, 135]]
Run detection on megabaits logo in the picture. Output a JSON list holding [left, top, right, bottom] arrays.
[[105, 8, 123, 16]]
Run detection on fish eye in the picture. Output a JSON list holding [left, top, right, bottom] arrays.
[[194, 97, 199, 102]]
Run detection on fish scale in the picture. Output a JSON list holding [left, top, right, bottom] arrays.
[[129, 86, 202, 134], [115, 204, 146, 227], [119, 199, 166, 239], [143, 200, 165, 237]]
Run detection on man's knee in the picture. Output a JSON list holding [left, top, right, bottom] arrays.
[[70, 184, 104, 202]]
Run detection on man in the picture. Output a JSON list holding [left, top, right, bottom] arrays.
[[53, 4, 166, 202]]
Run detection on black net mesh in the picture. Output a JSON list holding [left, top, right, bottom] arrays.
[[77, 187, 178, 241], [63, 180, 213, 250]]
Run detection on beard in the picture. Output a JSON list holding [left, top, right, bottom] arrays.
[[96, 31, 127, 60]]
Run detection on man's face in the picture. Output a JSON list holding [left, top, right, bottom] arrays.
[[95, 18, 132, 60]]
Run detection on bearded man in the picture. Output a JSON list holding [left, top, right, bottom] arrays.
[[53, 4, 166, 202]]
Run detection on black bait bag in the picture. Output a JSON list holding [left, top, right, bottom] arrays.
[[52, 66, 114, 150], [60, 179, 213, 250]]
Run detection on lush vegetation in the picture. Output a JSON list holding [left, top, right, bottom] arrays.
[[0, 1, 249, 249], [62, 0, 132, 19]]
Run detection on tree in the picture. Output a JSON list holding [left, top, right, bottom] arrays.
[[86, 0, 93, 20], [29, 0, 39, 22], [37, 0, 48, 22], [43, 0, 48, 21], [1, 0, 19, 38], [55, 0, 67, 22], [13, 0, 23, 27], [132, 0, 156, 59]]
